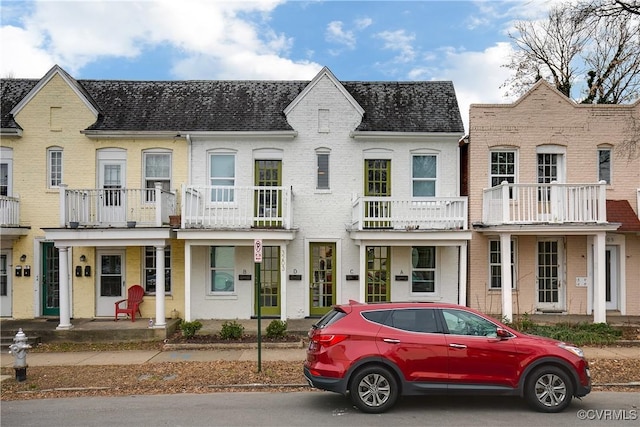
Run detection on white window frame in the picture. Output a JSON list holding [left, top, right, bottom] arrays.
[[47, 146, 63, 189], [143, 150, 172, 202], [488, 238, 517, 290], [144, 246, 171, 295], [597, 147, 612, 184], [411, 154, 438, 198], [316, 148, 330, 191], [208, 151, 236, 203], [489, 149, 517, 188], [209, 246, 235, 295], [411, 246, 437, 295]]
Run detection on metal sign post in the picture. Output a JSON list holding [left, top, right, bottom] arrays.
[[254, 239, 263, 372]]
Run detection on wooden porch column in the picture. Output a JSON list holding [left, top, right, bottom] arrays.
[[500, 233, 513, 322], [458, 242, 468, 306], [280, 244, 287, 322], [154, 244, 167, 327], [593, 232, 607, 323], [56, 246, 73, 330]]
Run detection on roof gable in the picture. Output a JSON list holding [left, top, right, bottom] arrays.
[[284, 66, 364, 117], [10, 65, 100, 119]]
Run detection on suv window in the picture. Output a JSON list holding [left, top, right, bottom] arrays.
[[314, 308, 347, 329], [390, 309, 440, 333], [442, 308, 498, 337], [362, 310, 392, 325]]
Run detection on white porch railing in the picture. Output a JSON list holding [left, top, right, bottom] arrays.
[[60, 184, 177, 227], [182, 185, 292, 229], [482, 181, 607, 225], [350, 196, 468, 230], [0, 195, 20, 226]]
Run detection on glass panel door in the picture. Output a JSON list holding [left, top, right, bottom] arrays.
[[42, 242, 60, 316], [364, 159, 391, 228], [96, 251, 125, 316], [366, 246, 390, 302], [536, 239, 565, 311], [0, 252, 11, 317], [254, 160, 282, 227], [99, 160, 126, 223], [309, 243, 335, 316], [257, 246, 280, 316]]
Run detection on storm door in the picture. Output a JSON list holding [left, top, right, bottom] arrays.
[[42, 242, 60, 316], [309, 243, 336, 316]]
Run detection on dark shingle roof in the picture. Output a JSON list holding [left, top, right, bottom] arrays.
[[1, 77, 463, 134], [1, 79, 38, 130]]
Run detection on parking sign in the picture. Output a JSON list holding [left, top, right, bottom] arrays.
[[254, 239, 263, 262]]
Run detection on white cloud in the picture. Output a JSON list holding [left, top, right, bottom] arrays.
[[0, 25, 54, 78], [375, 29, 416, 63], [0, 0, 320, 80], [409, 42, 517, 133], [325, 20, 356, 49]]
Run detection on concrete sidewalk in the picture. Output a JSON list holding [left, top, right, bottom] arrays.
[[1, 346, 638, 368]]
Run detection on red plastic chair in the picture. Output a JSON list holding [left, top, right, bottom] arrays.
[[114, 285, 144, 322]]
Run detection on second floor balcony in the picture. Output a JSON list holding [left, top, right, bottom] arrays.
[[60, 184, 177, 228], [482, 181, 607, 225], [350, 196, 468, 231], [0, 195, 20, 227], [182, 185, 293, 229]]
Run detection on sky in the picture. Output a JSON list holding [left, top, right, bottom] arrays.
[[0, 0, 564, 131]]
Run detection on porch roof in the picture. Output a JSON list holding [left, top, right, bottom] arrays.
[[606, 200, 640, 232]]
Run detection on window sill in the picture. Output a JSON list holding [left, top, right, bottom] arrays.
[[205, 294, 238, 300]]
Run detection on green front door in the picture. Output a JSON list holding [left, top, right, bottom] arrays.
[[309, 243, 336, 316], [42, 242, 60, 316], [257, 246, 280, 316], [255, 160, 282, 227], [366, 246, 390, 302], [364, 159, 391, 228]]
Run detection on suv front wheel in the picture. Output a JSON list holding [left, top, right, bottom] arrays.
[[525, 366, 574, 413], [349, 366, 398, 413]]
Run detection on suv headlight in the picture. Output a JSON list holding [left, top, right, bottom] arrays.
[[558, 343, 584, 358]]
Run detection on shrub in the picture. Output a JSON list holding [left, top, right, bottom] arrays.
[[266, 320, 287, 339], [180, 320, 203, 339], [220, 320, 245, 340]]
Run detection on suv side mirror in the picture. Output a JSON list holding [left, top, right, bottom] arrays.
[[496, 327, 512, 339]]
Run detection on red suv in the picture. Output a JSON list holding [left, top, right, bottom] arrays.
[[304, 301, 590, 414]]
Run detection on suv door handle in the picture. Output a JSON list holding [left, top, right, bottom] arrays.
[[449, 343, 467, 349], [383, 338, 401, 344]]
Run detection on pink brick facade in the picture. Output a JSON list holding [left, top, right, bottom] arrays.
[[467, 80, 640, 322]]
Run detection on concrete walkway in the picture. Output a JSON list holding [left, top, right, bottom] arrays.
[[2, 345, 638, 368]]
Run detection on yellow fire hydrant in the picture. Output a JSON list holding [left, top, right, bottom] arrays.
[[8, 328, 31, 382]]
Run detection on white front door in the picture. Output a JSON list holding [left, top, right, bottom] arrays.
[[536, 238, 565, 311], [96, 250, 125, 316], [606, 246, 619, 310], [0, 252, 11, 317], [98, 159, 126, 224]]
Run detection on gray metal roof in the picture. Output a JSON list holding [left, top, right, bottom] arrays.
[[1, 77, 463, 134]]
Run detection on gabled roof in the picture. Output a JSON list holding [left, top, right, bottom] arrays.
[[1, 66, 464, 135]]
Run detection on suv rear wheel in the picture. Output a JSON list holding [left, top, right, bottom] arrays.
[[524, 366, 574, 413], [349, 366, 398, 414]]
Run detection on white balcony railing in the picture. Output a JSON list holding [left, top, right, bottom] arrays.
[[350, 196, 468, 230], [182, 185, 292, 229], [0, 195, 20, 226], [482, 181, 607, 225], [60, 184, 177, 227]]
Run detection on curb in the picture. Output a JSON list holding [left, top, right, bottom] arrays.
[[162, 340, 306, 351]]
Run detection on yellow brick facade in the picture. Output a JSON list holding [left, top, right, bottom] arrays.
[[1, 70, 187, 320]]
